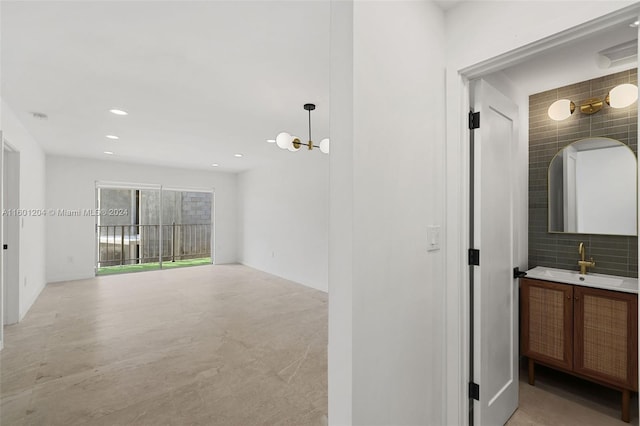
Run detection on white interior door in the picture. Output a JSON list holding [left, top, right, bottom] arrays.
[[0, 135, 3, 348], [471, 79, 518, 426], [3, 146, 20, 325]]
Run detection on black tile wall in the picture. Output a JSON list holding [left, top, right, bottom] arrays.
[[528, 69, 638, 278]]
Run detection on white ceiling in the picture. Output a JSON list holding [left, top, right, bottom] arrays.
[[1, 1, 331, 172], [3, 2, 635, 173]]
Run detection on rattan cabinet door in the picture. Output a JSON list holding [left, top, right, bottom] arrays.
[[521, 278, 573, 370], [573, 286, 638, 391]]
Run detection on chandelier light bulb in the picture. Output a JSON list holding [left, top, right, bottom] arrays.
[[276, 132, 292, 150], [319, 138, 330, 154]]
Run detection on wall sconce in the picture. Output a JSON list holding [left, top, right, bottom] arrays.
[[547, 83, 638, 121], [269, 103, 330, 154]]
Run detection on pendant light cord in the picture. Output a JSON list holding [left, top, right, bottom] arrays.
[[308, 109, 312, 142]]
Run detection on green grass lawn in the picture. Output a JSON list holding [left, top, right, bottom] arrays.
[[97, 258, 212, 276]]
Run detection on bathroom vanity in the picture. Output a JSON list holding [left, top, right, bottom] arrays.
[[521, 267, 638, 423]]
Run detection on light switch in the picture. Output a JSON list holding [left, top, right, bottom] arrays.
[[427, 225, 440, 252]]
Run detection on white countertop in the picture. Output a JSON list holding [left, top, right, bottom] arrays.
[[525, 266, 638, 294]]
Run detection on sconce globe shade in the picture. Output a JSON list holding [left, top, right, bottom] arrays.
[[607, 83, 638, 108], [548, 99, 574, 121], [276, 132, 292, 150], [320, 138, 330, 154], [288, 136, 301, 151]]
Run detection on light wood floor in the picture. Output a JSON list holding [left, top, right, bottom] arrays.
[[0, 264, 328, 426], [3, 263, 636, 426], [509, 362, 639, 426]]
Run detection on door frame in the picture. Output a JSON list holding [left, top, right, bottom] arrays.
[[444, 6, 640, 425]]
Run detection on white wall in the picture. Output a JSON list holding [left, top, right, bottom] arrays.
[[329, 1, 446, 424], [46, 155, 238, 283], [238, 154, 328, 292], [0, 100, 47, 321], [443, 2, 637, 425]]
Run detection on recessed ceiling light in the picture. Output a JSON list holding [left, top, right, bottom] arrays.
[[109, 109, 128, 115], [106, 135, 119, 140], [266, 139, 276, 143], [103, 151, 114, 155], [631, 20, 639, 27], [211, 163, 219, 167], [234, 154, 243, 158]]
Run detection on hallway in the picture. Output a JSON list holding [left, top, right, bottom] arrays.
[[0, 265, 327, 425]]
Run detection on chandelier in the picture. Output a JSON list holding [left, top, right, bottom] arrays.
[[270, 103, 330, 154]]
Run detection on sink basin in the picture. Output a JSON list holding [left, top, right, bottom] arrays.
[[526, 266, 637, 293], [540, 268, 624, 287]]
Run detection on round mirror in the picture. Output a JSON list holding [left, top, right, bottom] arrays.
[[548, 137, 637, 235]]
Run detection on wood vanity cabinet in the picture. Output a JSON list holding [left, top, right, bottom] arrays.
[[521, 277, 638, 423], [521, 279, 574, 371]]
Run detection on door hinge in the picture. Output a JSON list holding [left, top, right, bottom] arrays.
[[468, 249, 480, 266], [469, 111, 480, 130], [469, 382, 480, 401]]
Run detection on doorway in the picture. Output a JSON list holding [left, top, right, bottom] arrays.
[[455, 8, 640, 426], [3, 142, 20, 327]]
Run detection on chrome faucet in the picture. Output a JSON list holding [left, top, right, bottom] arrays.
[[578, 242, 595, 275]]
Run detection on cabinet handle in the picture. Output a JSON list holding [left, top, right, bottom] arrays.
[[567, 296, 571, 299], [574, 296, 579, 301]]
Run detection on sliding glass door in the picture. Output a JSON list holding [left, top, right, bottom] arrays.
[[96, 184, 161, 274], [161, 188, 213, 266], [95, 183, 213, 275]]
